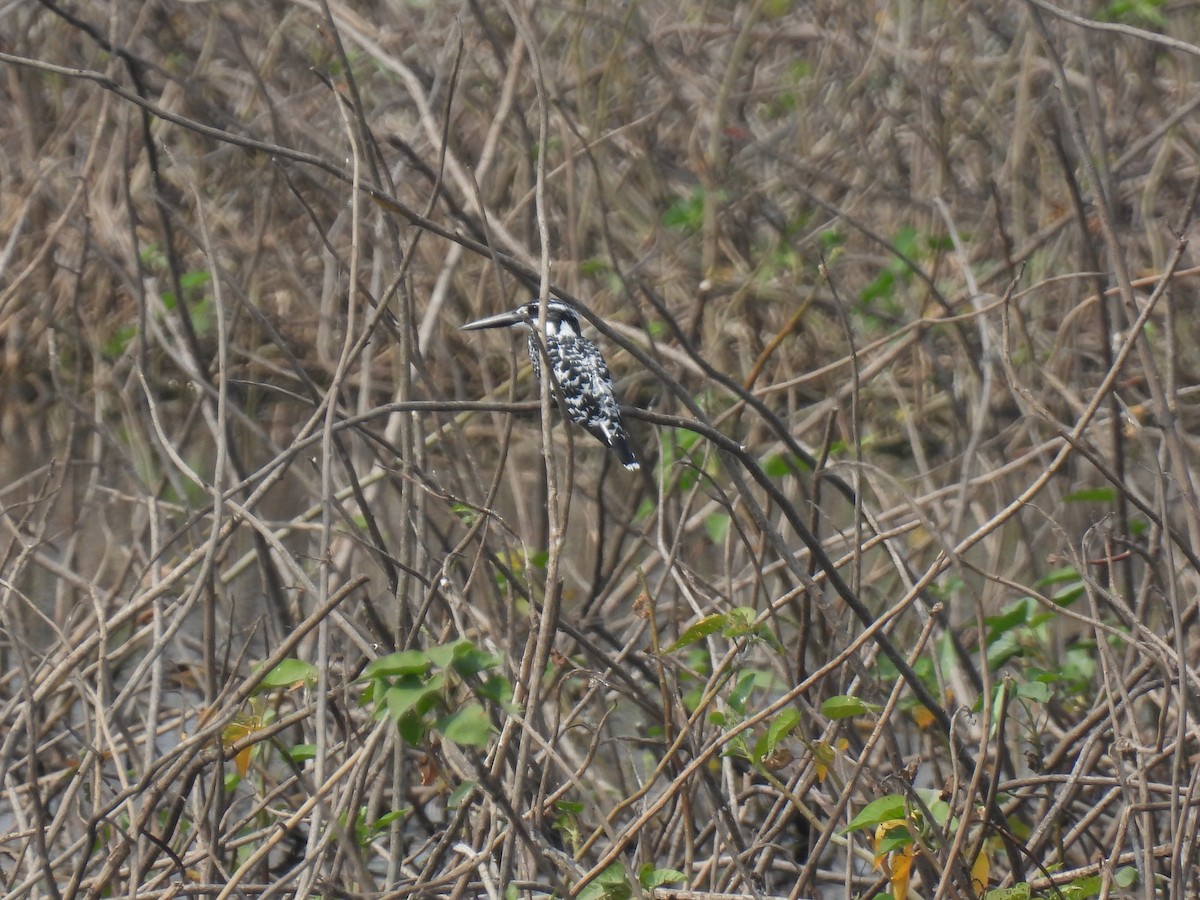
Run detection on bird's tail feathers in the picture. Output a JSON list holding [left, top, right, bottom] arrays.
[[610, 433, 640, 471]]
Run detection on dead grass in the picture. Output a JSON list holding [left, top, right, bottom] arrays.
[[3, 0, 1200, 897]]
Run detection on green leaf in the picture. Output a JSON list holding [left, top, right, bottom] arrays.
[[916, 787, 952, 826], [982, 884, 1031, 899], [363, 651, 431, 679], [423, 639, 500, 675], [254, 657, 318, 690], [383, 674, 444, 720], [475, 675, 513, 705], [1064, 487, 1115, 503], [725, 732, 754, 762], [103, 323, 138, 360], [1114, 866, 1137, 887], [763, 452, 811, 477], [1015, 680, 1051, 703], [371, 808, 409, 831], [662, 187, 707, 233], [451, 503, 477, 525], [438, 702, 492, 747], [666, 613, 728, 652], [986, 634, 1025, 670], [821, 694, 880, 719], [705, 513, 730, 544], [578, 862, 632, 900], [1060, 874, 1102, 898], [427, 640, 471, 669], [892, 225, 920, 258], [874, 823, 912, 855], [397, 711, 424, 744], [287, 743, 317, 763], [638, 865, 686, 890], [597, 863, 631, 885], [1099, 0, 1166, 27], [447, 780, 477, 808], [728, 671, 757, 715], [450, 647, 501, 676], [722, 606, 759, 638], [139, 242, 166, 269], [634, 497, 656, 521], [1036, 566, 1081, 587], [860, 270, 895, 304], [844, 794, 907, 833], [579, 258, 611, 276], [664, 426, 703, 459], [179, 269, 211, 292], [584, 882, 631, 900], [819, 227, 844, 249], [765, 707, 801, 752], [1052, 582, 1085, 607], [985, 597, 1034, 637]]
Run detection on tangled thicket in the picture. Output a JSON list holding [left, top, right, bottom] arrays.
[[3, 1, 1200, 897]]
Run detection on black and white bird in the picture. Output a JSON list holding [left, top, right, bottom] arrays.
[[461, 297, 640, 470]]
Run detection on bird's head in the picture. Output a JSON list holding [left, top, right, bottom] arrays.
[[460, 297, 581, 337]]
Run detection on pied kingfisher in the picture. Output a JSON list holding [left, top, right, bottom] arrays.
[[461, 297, 640, 470]]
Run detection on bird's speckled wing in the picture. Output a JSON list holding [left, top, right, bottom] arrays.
[[530, 331, 639, 469]]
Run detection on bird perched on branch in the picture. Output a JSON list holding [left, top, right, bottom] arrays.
[[461, 297, 640, 470]]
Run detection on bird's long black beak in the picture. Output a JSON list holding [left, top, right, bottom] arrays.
[[460, 308, 527, 331]]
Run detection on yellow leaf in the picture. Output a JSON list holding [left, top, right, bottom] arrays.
[[912, 690, 954, 730], [813, 742, 834, 783], [971, 846, 990, 893], [872, 820, 907, 866], [811, 738, 848, 784], [873, 820, 913, 900], [888, 843, 913, 900], [221, 714, 263, 778], [221, 714, 261, 746], [911, 705, 936, 729], [233, 745, 253, 778]]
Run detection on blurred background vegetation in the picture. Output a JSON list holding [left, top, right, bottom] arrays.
[[2, 0, 1200, 897]]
